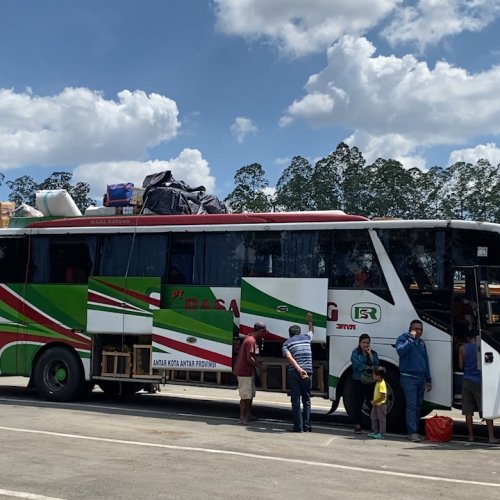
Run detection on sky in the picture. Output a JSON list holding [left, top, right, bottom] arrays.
[[1, 0, 500, 204]]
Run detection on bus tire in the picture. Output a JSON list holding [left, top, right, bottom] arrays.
[[34, 347, 84, 402], [342, 365, 406, 432], [98, 381, 143, 398], [342, 376, 371, 429]]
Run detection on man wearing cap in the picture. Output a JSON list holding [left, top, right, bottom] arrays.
[[233, 322, 267, 424], [282, 312, 314, 432]]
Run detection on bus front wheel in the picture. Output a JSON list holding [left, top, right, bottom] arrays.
[[34, 347, 84, 402], [342, 365, 406, 432]]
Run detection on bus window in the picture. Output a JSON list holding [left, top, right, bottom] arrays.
[[245, 232, 282, 277], [279, 230, 327, 278], [330, 230, 386, 289], [168, 234, 194, 284], [452, 229, 500, 267], [193, 232, 245, 286], [378, 228, 448, 291], [0, 236, 28, 283], [30, 235, 96, 284], [99, 233, 168, 279], [378, 228, 451, 326]]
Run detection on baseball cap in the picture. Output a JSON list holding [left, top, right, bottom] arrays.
[[254, 321, 267, 332]]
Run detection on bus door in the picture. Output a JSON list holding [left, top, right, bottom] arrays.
[[475, 266, 500, 419]]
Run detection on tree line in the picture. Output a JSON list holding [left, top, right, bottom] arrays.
[[1, 141, 499, 221], [0, 171, 94, 213], [224, 142, 500, 222]]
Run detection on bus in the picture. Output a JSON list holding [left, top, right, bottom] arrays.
[[1, 211, 499, 430]]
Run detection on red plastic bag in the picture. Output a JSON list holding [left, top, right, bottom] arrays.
[[425, 415, 453, 442]]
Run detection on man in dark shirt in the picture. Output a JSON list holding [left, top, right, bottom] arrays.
[[282, 312, 314, 432]]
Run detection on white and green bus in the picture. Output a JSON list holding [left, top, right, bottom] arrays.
[[1, 211, 499, 429]]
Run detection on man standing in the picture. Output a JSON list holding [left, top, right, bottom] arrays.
[[282, 312, 314, 432], [233, 322, 267, 424], [459, 332, 498, 444], [396, 319, 432, 442]]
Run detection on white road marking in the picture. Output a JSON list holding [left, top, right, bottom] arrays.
[[0, 426, 499, 488], [322, 437, 336, 447], [0, 489, 65, 500]]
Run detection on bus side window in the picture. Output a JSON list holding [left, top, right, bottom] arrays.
[[0, 237, 28, 283], [168, 234, 194, 285], [330, 229, 386, 289]]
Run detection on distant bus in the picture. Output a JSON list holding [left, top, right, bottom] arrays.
[[1, 211, 499, 429]]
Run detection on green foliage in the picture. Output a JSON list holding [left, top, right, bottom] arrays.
[[224, 163, 272, 213], [6, 171, 94, 213], [224, 142, 500, 223], [275, 156, 315, 211]]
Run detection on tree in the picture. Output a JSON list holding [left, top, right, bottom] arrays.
[[6, 175, 39, 207], [275, 156, 315, 211], [363, 158, 420, 218], [224, 163, 272, 213], [339, 146, 368, 215], [7, 171, 94, 213], [310, 143, 368, 213], [439, 160, 500, 222]]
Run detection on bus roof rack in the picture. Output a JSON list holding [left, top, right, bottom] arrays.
[[22, 210, 368, 228]]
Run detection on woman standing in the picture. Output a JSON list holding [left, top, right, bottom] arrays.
[[350, 333, 379, 433]]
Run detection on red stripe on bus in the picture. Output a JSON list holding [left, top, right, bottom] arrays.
[[154, 336, 232, 367], [0, 287, 91, 348], [88, 291, 142, 311], [28, 211, 368, 228], [239, 324, 284, 342], [0, 332, 18, 348], [93, 279, 161, 308]]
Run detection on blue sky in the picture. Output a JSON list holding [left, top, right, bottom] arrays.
[[1, 0, 500, 203]]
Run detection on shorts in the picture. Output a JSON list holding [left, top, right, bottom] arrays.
[[461, 378, 481, 416], [237, 376, 255, 400]]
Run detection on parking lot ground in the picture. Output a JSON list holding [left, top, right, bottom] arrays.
[[0, 377, 499, 499]]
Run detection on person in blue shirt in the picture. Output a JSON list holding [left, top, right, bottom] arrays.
[[396, 319, 432, 442], [282, 312, 314, 432], [459, 332, 498, 444], [350, 333, 379, 433]]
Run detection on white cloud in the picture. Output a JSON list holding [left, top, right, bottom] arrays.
[[230, 116, 258, 143], [73, 148, 215, 199], [281, 35, 500, 160], [214, 0, 400, 56], [382, 0, 500, 50], [0, 87, 180, 169], [273, 157, 291, 166], [279, 93, 334, 126], [448, 142, 500, 166], [345, 130, 427, 168]]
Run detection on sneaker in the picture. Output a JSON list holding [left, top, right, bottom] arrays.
[[367, 432, 378, 438], [408, 433, 421, 442], [373, 433, 385, 440], [354, 426, 363, 434]]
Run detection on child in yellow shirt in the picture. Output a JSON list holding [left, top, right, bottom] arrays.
[[368, 366, 387, 439]]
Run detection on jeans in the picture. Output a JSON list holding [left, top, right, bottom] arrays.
[[400, 374, 426, 434], [288, 369, 312, 431], [370, 404, 387, 434]]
